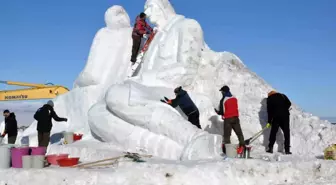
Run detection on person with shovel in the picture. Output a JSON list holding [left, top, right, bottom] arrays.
[[266, 90, 292, 154], [215, 85, 245, 154]]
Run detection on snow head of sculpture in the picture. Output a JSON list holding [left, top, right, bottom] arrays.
[[144, 0, 176, 28], [105, 5, 130, 29]]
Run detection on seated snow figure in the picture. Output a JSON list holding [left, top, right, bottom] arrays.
[[74, 5, 132, 88], [21, 5, 134, 146], [89, 0, 222, 160]]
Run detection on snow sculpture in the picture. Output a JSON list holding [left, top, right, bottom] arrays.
[[21, 5, 134, 146], [74, 5, 132, 88], [89, 0, 222, 160]]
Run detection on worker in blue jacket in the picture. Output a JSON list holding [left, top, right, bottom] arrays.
[[161, 86, 202, 129]]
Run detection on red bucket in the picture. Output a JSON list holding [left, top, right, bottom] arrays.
[[73, 134, 83, 141], [57, 157, 80, 167], [46, 154, 69, 165]]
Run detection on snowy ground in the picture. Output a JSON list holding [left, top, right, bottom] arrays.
[[0, 140, 335, 185]]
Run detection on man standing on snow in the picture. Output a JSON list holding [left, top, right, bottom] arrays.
[[161, 86, 202, 129], [215, 85, 245, 153], [131, 12, 153, 64], [1, 110, 18, 144], [266, 91, 292, 154], [34, 100, 67, 147]]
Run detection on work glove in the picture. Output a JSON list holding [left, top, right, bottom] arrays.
[[160, 99, 167, 103], [153, 27, 158, 32], [64, 118, 68, 122], [143, 34, 148, 39], [214, 108, 219, 114], [266, 123, 271, 128]]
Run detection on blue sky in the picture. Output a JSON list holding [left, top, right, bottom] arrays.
[[0, 0, 335, 117]]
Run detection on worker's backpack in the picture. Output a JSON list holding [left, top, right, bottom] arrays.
[[33, 106, 50, 121]]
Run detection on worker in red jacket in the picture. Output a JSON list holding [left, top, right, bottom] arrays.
[[131, 12, 153, 64], [215, 85, 245, 154]]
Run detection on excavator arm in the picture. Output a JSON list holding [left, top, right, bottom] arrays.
[[0, 80, 69, 101]]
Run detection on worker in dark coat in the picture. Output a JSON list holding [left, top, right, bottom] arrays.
[[161, 86, 202, 129], [1, 110, 18, 144], [34, 100, 67, 147], [215, 85, 245, 154], [266, 91, 292, 154], [131, 12, 153, 64]]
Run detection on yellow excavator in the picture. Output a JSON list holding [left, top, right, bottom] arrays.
[[0, 80, 69, 101]]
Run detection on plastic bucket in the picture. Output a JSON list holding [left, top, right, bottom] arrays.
[[32, 155, 45, 169], [11, 147, 30, 168], [0, 145, 12, 168], [225, 144, 238, 158], [22, 155, 33, 169], [30, 147, 47, 155], [46, 154, 69, 165], [64, 132, 74, 144], [73, 134, 83, 142]]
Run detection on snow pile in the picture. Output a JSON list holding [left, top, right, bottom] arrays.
[[20, 0, 336, 161]]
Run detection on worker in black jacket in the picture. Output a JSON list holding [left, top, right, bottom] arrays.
[[34, 100, 67, 147], [161, 86, 202, 129], [1, 110, 18, 144], [267, 91, 292, 154]]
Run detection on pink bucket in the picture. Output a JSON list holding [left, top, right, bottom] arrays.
[[11, 147, 30, 168], [30, 147, 47, 155]]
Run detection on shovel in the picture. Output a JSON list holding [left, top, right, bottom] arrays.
[[244, 123, 271, 145]]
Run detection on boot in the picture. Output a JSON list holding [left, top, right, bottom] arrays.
[[222, 144, 226, 154], [266, 147, 273, 154], [285, 147, 292, 155]]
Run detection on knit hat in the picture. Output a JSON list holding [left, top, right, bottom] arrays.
[[268, 91, 277, 97], [47, 100, 54, 107], [174, 86, 182, 93], [219, 85, 230, 93]]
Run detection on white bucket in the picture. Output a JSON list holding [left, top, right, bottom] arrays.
[[225, 144, 238, 158], [32, 155, 45, 169], [63, 132, 74, 144], [22, 155, 33, 169], [0, 145, 12, 168]]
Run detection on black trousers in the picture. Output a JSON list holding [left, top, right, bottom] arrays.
[[188, 111, 202, 129], [223, 117, 245, 146], [131, 35, 142, 62], [268, 115, 290, 150], [38, 131, 51, 148], [8, 135, 17, 144]]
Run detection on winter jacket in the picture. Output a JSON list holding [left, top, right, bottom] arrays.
[[267, 92, 291, 123], [216, 91, 239, 119], [3, 113, 18, 137], [132, 16, 153, 37], [167, 89, 199, 116], [34, 104, 67, 132]]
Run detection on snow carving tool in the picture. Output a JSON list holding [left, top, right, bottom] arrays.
[[244, 123, 271, 145], [127, 31, 157, 78]]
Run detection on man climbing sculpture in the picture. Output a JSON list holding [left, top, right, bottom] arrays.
[[131, 12, 153, 64], [161, 86, 202, 129]]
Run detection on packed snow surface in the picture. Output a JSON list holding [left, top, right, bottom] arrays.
[[1, 0, 334, 184]]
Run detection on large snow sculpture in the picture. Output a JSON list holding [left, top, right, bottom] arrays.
[[21, 5, 134, 146], [74, 5, 132, 88], [89, 0, 222, 160]]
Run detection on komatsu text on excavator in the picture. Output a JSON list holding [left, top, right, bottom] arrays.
[[0, 80, 69, 101]]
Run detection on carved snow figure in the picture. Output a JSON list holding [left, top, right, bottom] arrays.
[[74, 5, 132, 88], [21, 5, 134, 146]]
